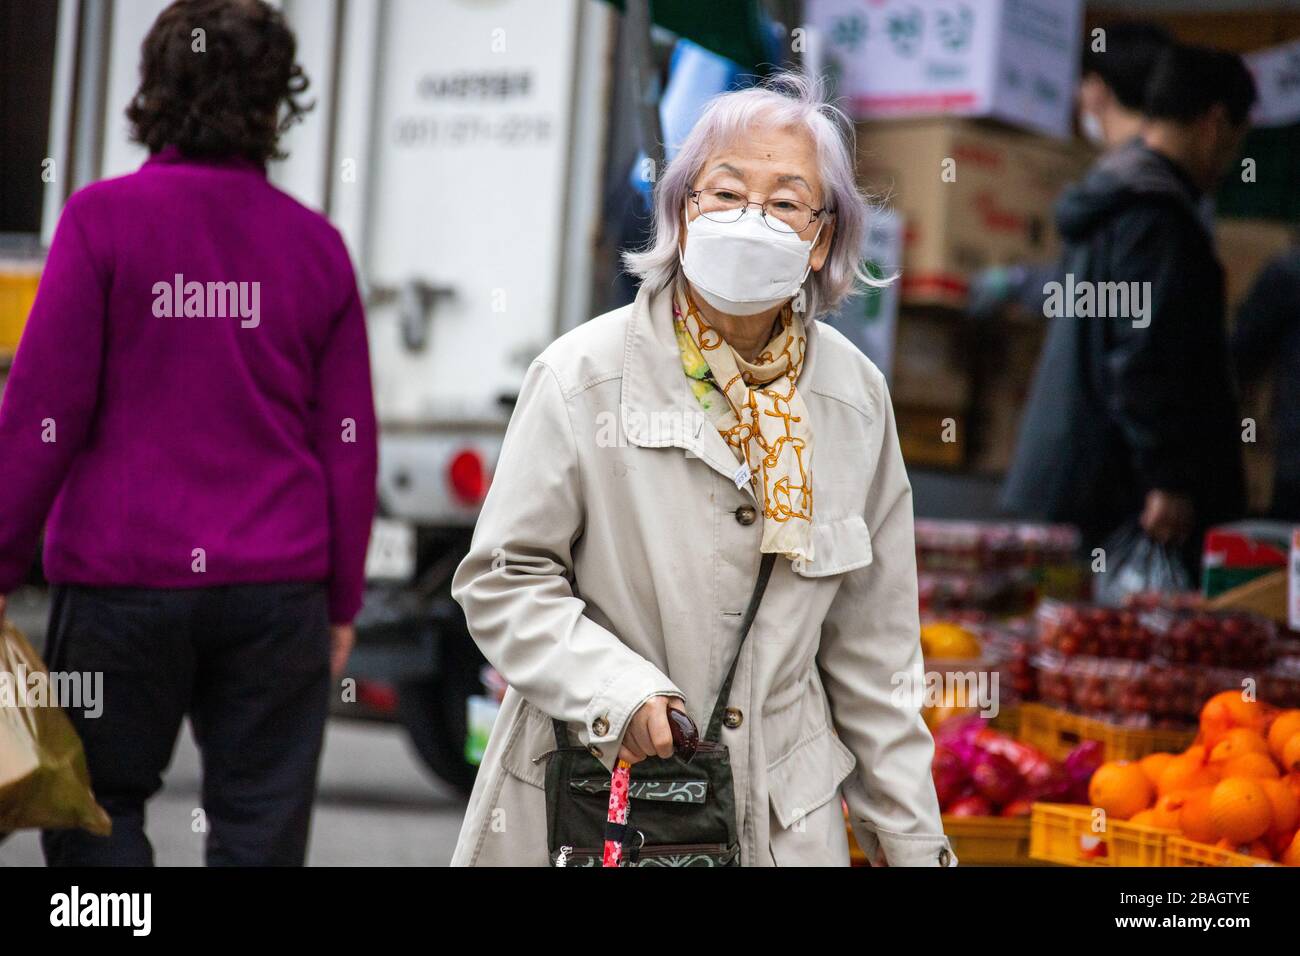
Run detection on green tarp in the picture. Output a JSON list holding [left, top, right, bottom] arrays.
[[600, 0, 771, 70]]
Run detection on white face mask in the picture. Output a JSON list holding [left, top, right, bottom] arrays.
[[680, 207, 823, 316]]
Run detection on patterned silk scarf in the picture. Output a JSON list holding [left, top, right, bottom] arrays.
[[673, 283, 814, 562]]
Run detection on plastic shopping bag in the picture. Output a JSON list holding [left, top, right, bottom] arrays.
[[0, 621, 111, 836], [1094, 521, 1193, 608]]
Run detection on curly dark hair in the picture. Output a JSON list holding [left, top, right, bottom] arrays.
[[126, 0, 311, 164]]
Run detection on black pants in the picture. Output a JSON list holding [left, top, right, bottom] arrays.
[[40, 581, 331, 866]]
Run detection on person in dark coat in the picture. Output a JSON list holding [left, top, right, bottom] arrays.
[[1076, 21, 1173, 149], [967, 20, 1173, 320], [1232, 249, 1300, 520], [1002, 45, 1255, 566]]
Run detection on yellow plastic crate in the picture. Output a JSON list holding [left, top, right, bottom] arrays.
[[0, 265, 41, 351], [1029, 802, 1172, 866], [847, 814, 1040, 866], [1165, 836, 1280, 868], [1019, 703, 1196, 763], [943, 814, 1041, 866], [988, 703, 1022, 736]]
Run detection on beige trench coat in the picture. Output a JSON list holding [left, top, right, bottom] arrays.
[[449, 282, 955, 867]]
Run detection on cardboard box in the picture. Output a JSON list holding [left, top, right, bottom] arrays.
[[810, 0, 1084, 139], [891, 310, 972, 409], [1202, 522, 1291, 604], [1216, 218, 1296, 316], [973, 386, 1023, 475], [1085, 10, 1300, 57], [858, 118, 1094, 307], [1244, 444, 1276, 518], [971, 320, 1045, 474], [896, 404, 967, 469]]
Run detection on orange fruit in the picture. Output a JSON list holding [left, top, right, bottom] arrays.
[[923, 685, 976, 730], [1219, 752, 1281, 780], [1200, 692, 1270, 749], [1268, 711, 1300, 760], [1208, 728, 1270, 764], [1158, 753, 1218, 796], [919, 622, 982, 659], [1179, 788, 1219, 843], [1089, 761, 1154, 820], [1150, 791, 1191, 830], [1130, 809, 1158, 826], [1267, 828, 1296, 858], [1139, 752, 1175, 789], [1260, 778, 1300, 834], [1215, 837, 1272, 861], [1283, 735, 1300, 775], [1210, 778, 1272, 843], [1280, 830, 1300, 867], [1284, 773, 1300, 801]]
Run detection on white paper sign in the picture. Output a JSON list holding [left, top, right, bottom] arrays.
[[808, 0, 1083, 139], [1247, 40, 1300, 128]]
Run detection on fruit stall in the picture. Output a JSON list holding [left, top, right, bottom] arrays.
[[818, 2, 1300, 869], [847, 519, 1300, 867]]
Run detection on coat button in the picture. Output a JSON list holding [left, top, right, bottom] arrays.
[[722, 706, 743, 729], [588, 744, 603, 759], [939, 848, 952, 867], [734, 505, 757, 526], [591, 716, 609, 737]]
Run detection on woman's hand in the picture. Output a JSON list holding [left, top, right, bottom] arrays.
[[330, 623, 355, 680], [618, 695, 687, 765]]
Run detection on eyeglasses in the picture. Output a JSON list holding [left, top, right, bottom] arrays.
[[688, 187, 828, 234]]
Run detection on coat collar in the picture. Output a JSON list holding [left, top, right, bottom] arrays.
[[620, 281, 822, 497], [145, 144, 268, 176]]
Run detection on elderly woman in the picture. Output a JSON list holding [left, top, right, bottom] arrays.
[[450, 73, 953, 867]]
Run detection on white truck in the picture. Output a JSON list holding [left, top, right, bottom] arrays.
[[8, 0, 618, 793]]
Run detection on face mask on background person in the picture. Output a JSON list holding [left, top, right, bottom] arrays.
[[680, 207, 824, 316], [1080, 111, 1106, 146]]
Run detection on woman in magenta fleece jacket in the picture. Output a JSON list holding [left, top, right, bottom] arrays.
[[0, 0, 377, 865]]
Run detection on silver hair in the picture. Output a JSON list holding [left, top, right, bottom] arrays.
[[622, 70, 890, 317]]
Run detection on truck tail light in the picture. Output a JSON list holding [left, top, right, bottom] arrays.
[[357, 680, 398, 716], [448, 448, 489, 505]]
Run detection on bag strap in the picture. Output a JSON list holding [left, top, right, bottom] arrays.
[[551, 551, 779, 751], [704, 551, 778, 742]]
